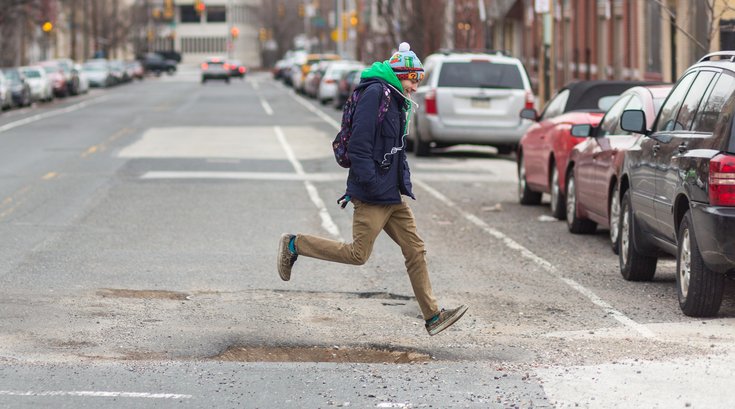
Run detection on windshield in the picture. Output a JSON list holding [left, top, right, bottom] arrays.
[[437, 61, 524, 89], [83, 64, 107, 71], [23, 69, 41, 78]]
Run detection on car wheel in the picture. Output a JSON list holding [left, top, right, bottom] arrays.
[[676, 210, 725, 317], [565, 170, 597, 234], [549, 164, 566, 220], [619, 190, 657, 281], [225, 78, 230, 84], [609, 184, 621, 254], [518, 153, 542, 205], [496, 145, 513, 155], [414, 126, 431, 157]]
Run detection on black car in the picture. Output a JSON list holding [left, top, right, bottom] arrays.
[[618, 51, 735, 317], [0, 68, 31, 107], [141, 52, 177, 75]]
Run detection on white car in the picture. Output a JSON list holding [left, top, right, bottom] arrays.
[[83, 59, 114, 87], [317, 60, 364, 105], [74, 64, 90, 93], [20, 66, 53, 102], [0, 70, 14, 110]]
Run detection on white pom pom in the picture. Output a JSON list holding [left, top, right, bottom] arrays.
[[398, 42, 410, 52]]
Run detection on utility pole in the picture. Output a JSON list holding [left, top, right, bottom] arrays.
[[336, 0, 343, 56]]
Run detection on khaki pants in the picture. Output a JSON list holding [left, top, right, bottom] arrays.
[[295, 199, 439, 320]]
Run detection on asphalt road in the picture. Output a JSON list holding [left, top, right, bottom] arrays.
[[0, 67, 734, 408]]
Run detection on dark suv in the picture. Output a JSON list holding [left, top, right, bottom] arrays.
[[618, 51, 735, 317]]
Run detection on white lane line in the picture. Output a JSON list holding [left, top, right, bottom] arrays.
[[0, 390, 192, 399], [289, 90, 341, 130], [274, 126, 342, 239], [260, 97, 274, 115], [414, 179, 656, 339], [0, 96, 109, 134]]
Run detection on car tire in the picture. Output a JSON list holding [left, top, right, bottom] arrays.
[[609, 184, 621, 254], [414, 126, 431, 157], [565, 170, 597, 234], [549, 163, 566, 220], [619, 190, 657, 281], [518, 153, 542, 205], [676, 209, 725, 317], [225, 78, 230, 84], [496, 145, 513, 155]]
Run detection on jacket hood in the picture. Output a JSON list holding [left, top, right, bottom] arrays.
[[360, 61, 404, 92]]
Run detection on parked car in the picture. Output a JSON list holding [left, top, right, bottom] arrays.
[[333, 68, 363, 110], [617, 51, 735, 317], [201, 57, 230, 83], [141, 52, 177, 75], [20, 65, 54, 102], [304, 61, 329, 98], [409, 50, 535, 156], [53, 58, 81, 95], [564, 85, 673, 253], [0, 71, 12, 110], [128, 60, 144, 80], [39, 60, 70, 97], [517, 80, 656, 219], [73, 64, 90, 93], [227, 59, 247, 78], [1, 68, 32, 108], [83, 59, 114, 87], [290, 53, 340, 94], [317, 60, 364, 105]]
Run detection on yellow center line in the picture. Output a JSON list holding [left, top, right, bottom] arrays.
[[0, 186, 32, 220], [42, 172, 58, 180], [81, 127, 135, 158]]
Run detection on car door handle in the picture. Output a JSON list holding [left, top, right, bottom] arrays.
[[677, 143, 688, 153]]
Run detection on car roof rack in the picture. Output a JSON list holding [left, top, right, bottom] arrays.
[[698, 51, 735, 63], [436, 48, 512, 57]]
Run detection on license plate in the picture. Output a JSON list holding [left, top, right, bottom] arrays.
[[471, 98, 490, 108]]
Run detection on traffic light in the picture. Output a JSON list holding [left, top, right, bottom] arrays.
[[195, 0, 206, 14], [42, 21, 53, 33], [230, 27, 239, 39]]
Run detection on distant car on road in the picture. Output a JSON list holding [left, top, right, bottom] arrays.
[[201, 57, 230, 84], [0, 71, 12, 110], [227, 60, 247, 79], [142, 52, 177, 76], [83, 59, 115, 88]]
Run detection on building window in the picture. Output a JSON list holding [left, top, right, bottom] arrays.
[[207, 6, 226, 23], [180, 5, 199, 23], [722, 20, 735, 50]]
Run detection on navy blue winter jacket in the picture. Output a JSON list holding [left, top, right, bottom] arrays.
[[345, 78, 415, 204]]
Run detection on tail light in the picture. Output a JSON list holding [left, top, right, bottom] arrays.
[[709, 153, 735, 206], [425, 89, 437, 115], [239, 67, 246, 74], [201, 63, 209, 70], [223, 64, 230, 70], [525, 91, 535, 110], [324, 79, 335, 84]]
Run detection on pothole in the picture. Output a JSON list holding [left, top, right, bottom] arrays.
[[273, 289, 413, 301], [97, 288, 190, 300], [213, 345, 431, 363]]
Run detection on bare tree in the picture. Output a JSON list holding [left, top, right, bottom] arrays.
[[652, 0, 735, 53]]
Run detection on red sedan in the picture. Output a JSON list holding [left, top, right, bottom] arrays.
[[517, 81, 656, 219], [564, 85, 673, 252]]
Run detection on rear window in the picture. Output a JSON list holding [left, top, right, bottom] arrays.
[[437, 61, 524, 89], [23, 69, 41, 78]]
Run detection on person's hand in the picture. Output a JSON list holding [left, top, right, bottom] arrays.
[[337, 194, 351, 209]]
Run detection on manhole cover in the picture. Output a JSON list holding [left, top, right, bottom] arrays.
[[97, 288, 190, 300], [213, 346, 431, 364]]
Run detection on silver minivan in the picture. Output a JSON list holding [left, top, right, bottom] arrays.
[[410, 51, 536, 156]]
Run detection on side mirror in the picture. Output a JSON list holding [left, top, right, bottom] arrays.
[[620, 110, 649, 135], [570, 124, 593, 137], [520, 108, 538, 121]]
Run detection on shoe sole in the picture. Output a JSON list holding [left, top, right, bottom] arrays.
[[427, 305, 468, 336], [277, 233, 291, 281]]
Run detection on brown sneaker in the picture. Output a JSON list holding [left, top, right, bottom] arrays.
[[277, 233, 298, 281], [425, 305, 468, 336]]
